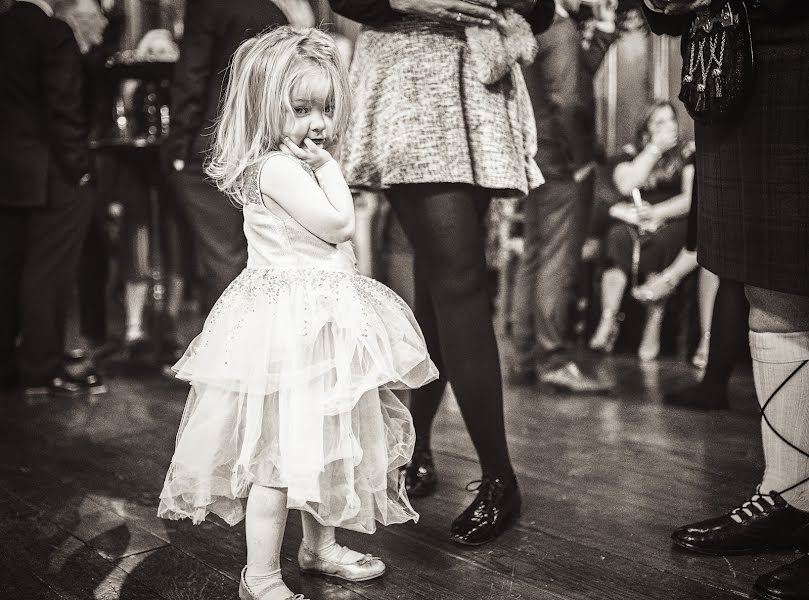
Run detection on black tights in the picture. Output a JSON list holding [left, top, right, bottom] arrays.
[[387, 183, 513, 479], [702, 278, 750, 397]]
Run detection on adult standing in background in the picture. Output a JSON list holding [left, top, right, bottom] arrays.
[[511, 0, 618, 392], [0, 0, 95, 396], [329, 0, 555, 546], [643, 1, 809, 598], [160, 0, 291, 312]]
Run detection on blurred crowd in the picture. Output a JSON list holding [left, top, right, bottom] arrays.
[[0, 0, 730, 398]]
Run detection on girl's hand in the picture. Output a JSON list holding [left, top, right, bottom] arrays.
[[389, 0, 501, 27], [281, 137, 333, 171]]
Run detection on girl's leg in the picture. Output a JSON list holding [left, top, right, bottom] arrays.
[[298, 513, 385, 581], [243, 485, 295, 599], [387, 184, 511, 480], [300, 512, 363, 561], [747, 286, 809, 510]]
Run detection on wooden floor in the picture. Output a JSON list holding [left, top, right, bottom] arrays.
[[0, 340, 795, 600]]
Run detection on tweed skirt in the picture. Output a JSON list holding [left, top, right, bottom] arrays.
[[696, 20, 809, 296], [342, 18, 543, 197]]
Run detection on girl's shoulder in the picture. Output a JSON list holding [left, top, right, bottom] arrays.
[[243, 151, 315, 205], [260, 151, 316, 179]]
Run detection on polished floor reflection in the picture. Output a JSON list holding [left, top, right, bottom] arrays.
[[0, 346, 789, 600]]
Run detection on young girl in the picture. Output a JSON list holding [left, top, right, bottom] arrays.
[[157, 27, 438, 600]]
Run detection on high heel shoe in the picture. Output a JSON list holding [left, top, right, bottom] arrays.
[[589, 311, 622, 353], [692, 331, 710, 369], [631, 272, 678, 304], [404, 445, 437, 498], [239, 567, 307, 600], [298, 544, 385, 582]]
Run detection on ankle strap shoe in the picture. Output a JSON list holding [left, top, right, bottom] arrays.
[[238, 567, 307, 600], [298, 544, 385, 582]]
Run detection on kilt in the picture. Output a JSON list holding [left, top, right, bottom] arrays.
[[696, 19, 809, 296]]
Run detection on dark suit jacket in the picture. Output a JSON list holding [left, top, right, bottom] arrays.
[[329, 0, 556, 35], [0, 2, 90, 208], [642, 0, 809, 36], [162, 0, 288, 167], [523, 15, 616, 179]]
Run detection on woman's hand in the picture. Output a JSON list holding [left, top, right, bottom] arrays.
[[609, 201, 663, 232], [270, 0, 316, 27], [654, 0, 712, 15], [281, 137, 333, 171], [390, 0, 501, 27], [635, 203, 664, 234], [649, 126, 679, 155]]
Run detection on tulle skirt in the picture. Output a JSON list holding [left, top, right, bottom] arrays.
[[157, 267, 438, 533]]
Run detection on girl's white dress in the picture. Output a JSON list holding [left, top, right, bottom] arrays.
[[158, 153, 438, 533]]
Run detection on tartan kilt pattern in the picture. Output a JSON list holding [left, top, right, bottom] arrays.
[[696, 20, 809, 296]]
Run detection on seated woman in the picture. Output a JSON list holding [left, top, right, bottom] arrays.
[[589, 100, 695, 360]]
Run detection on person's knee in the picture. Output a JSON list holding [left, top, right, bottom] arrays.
[[604, 225, 629, 262], [746, 285, 809, 333]]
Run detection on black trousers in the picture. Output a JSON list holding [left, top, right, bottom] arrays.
[[172, 163, 247, 312], [77, 155, 114, 345], [0, 173, 94, 386], [511, 177, 584, 365]]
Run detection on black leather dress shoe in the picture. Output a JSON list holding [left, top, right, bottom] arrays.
[[450, 475, 521, 546], [755, 555, 809, 600], [404, 446, 437, 498], [65, 361, 107, 395], [672, 491, 809, 555]]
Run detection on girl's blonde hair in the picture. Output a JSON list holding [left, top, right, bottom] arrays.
[[206, 26, 351, 204]]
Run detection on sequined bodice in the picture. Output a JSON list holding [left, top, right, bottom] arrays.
[[240, 154, 356, 273]]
